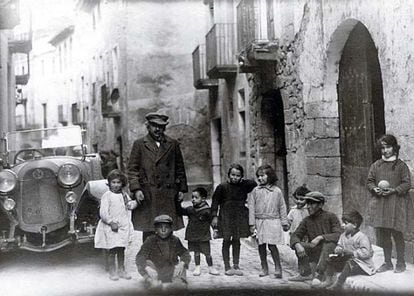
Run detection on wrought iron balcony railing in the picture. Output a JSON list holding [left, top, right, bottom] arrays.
[[236, 0, 278, 72], [9, 31, 32, 54], [205, 23, 237, 79], [192, 44, 218, 89]]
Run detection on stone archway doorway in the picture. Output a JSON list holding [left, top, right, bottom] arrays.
[[261, 89, 289, 207], [338, 22, 385, 217]]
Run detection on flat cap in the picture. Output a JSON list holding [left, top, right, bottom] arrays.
[[154, 214, 173, 225], [145, 112, 169, 126], [304, 191, 325, 203]]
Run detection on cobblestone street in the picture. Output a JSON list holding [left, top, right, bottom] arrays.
[[124, 215, 311, 293]]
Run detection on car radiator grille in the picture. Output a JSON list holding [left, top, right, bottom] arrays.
[[21, 168, 65, 225]]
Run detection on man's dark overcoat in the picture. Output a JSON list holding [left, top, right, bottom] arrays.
[[127, 134, 188, 231]]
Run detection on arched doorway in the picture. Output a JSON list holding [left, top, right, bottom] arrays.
[[338, 22, 385, 214], [261, 89, 289, 206]]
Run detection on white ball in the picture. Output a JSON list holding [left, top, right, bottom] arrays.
[[378, 180, 390, 189]]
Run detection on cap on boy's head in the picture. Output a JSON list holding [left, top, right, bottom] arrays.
[[154, 214, 173, 225], [293, 184, 311, 198], [342, 210, 363, 228], [145, 112, 169, 126], [304, 191, 325, 203]]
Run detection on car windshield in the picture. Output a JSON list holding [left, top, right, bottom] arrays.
[[6, 126, 84, 162]]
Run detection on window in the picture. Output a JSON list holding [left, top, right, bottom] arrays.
[[101, 84, 108, 114], [58, 104, 64, 123], [112, 46, 119, 88], [238, 89, 246, 158], [92, 82, 96, 105], [42, 103, 47, 128], [72, 103, 79, 124]]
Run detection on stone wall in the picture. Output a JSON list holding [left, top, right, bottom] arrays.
[[215, 0, 414, 217]]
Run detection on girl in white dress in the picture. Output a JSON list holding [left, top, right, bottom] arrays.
[[248, 164, 289, 278], [95, 169, 136, 280]]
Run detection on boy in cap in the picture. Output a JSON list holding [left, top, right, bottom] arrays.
[[322, 210, 375, 290], [136, 214, 191, 289], [127, 112, 188, 242], [288, 191, 342, 284]]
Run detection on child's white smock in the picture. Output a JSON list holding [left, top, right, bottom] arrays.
[[94, 191, 133, 249], [248, 184, 288, 245]]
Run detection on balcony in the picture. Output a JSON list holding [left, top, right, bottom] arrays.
[[15, 74, 29, 85], [192, 44, 218, 89], [237, 0, 278, 72], [9, 31, 32, 54], [206, 23, 237, 79], [14, 53, 30, 85]]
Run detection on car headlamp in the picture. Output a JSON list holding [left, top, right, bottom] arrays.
[[0, 170, 17, 193], [65, 191, 78, 204], [57, 164, 81, 188], [3, 198, 16, 211]]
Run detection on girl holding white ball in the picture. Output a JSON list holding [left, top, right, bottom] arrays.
[[367, 134, 411, 274]]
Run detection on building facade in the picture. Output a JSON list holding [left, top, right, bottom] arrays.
[[0, 0, 32, 138], [24, 0, 213, 191], [194, 0, 414, 257]]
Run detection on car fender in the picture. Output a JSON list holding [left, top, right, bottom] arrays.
[[81, 179, 108, 202]]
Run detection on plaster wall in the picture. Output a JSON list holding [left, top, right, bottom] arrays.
[[0, 32, 15, 136], [123, 0, 211, 187]]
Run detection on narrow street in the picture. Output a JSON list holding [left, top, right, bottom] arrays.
[[0, 217, 311, 296]]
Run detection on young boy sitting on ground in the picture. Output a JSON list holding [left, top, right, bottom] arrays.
[[321, 210, 376, 290], [136, 215, 191, 290]]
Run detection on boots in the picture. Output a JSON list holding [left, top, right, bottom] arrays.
[[320, 275, 335, 288], [259, 260, 269, 277], [193, 265, 201, 276], [258, 244, 269, 277], [208, 266, 220, 275], [270, 246, 282, 279], [326, 279, 343, 291]]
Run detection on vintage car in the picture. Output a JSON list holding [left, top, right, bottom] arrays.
[[0, 126, 107, 252]]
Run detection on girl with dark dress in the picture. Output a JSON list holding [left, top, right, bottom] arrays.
[[367, 134, 411, 273], [211, 163, 257, 276]]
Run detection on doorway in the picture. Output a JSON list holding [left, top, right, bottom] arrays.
[[261, 89, 289, 206], [338, 23, 385, 214]]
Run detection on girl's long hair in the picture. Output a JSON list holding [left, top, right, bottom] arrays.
[[256, 164, 278, 186]]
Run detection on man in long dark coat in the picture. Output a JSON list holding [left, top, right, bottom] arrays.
[[127, 113, 188, 241]]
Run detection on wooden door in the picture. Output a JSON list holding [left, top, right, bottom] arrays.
[[338, 23, 385, 216]]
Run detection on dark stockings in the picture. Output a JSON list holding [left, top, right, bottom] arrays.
[[378, 228, 405, 266], [194, 251, 213, 266], [259, 244, 281, 274], [108, 247, 126, 271], [222, 238, 241, 269]]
